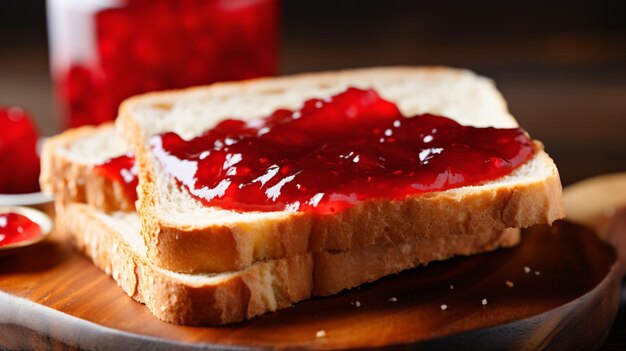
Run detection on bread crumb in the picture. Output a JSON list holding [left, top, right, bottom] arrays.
[[482, 299, 488, 306], [440, 304, 448, 311], [524, 266, 531, 274], [316, 330, 326, 338], [351, 300, 362, 307], [388, 297, 397, 302], [160, 306, 166, 312], [535, 271, 541, 276], [450, 284, 454, 290], [505, 281, 514, 288]]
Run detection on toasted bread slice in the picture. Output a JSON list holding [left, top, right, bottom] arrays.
[[56, 201, 519, 324], [117, 66, 564, 274]]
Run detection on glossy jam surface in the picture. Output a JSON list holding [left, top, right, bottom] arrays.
[[93, 154, 138, 202], [51, 0, 278, 128], [0, 213, 42, 247], [151, 88, 534, 214], [0, 107, 41, 194]]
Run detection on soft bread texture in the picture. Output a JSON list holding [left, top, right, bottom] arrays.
[[117, 66, 565, 274], [40, 123, 135, 212], [55, 201, 519, 324]]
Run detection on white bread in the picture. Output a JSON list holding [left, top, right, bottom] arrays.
[[56, 201, 519, 324], [117, 66, 565, 273], [40, 123, 135, 212], [55, 201, 313, 325]]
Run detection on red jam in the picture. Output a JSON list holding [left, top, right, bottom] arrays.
[[151, 88, 534, 214], [93, 154, 138, 202], [50, 0, 279, 128], [0, 213, 42, 247], [0, 107, 41, 194]]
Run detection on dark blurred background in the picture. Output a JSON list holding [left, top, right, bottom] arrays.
[[0, 0, 624, 185]]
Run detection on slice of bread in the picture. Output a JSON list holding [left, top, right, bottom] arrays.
[[40, 123, 135, 212], [55, 201, 313, 325], [117, 66, 565, 274], [56, 201, 519, 324]]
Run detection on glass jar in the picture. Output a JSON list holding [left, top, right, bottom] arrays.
[[47, 0, 279, 128]]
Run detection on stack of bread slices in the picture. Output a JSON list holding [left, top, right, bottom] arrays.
[[40, 67, 565, 325]]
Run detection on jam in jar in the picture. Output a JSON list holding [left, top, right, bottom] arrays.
[[48, 0, 279, 128]]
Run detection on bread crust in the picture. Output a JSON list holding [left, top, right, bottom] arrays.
[[116, 66, 565, 274], [40, 124, 135, 212], [313, 228, 520, 296], [55, 202, 313, 325], [56, 202, 519, 325]]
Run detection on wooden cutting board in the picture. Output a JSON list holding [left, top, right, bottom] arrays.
[[0, 217, 621, 350]]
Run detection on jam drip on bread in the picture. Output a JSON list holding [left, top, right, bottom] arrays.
[[147, 87, 534, 214], [93, 153, 139, 202]]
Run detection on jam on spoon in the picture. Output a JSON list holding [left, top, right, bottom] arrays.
[[0, 212, 43, 248]]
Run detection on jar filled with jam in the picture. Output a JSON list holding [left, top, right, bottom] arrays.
[[47, 0, 279, 128]]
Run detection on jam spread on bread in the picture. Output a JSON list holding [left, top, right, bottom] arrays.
[[150, 88, 534, 214], [0, 107, 41, 194], [0, 213, 42, 247], [93, 153, 138, 202]]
